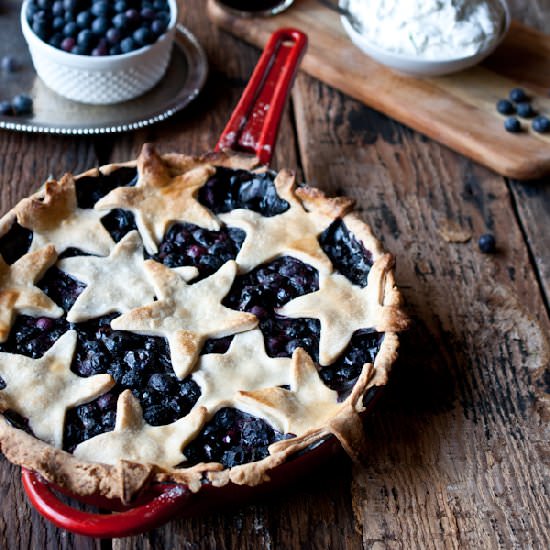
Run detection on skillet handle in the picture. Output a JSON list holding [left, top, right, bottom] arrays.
[[21, 468, 191, 539], [215, 27, 308, 165]]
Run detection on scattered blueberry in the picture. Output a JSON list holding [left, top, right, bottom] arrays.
[[516, 102, 536, 118], [509, 88, 528, 103], [0, 101, 13, 116], [504, 117, 521, 133], [496, 99, 514, 115], [11, 95, 33, 115], [478, 233, 496, 254], [532, 115, 550, 134], [1, 56, 17, 73]]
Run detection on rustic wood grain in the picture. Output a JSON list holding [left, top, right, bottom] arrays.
[[291, 71, 550, 549], [207, 0, 550, 180]]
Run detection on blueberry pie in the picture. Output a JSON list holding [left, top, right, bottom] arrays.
[[0, 144, 408, 503]]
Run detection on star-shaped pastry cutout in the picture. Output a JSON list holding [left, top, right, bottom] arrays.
[[235, 348, 340, 436], [111, 260, 258, 379], [58, 231, 161, 323], [0, 330, 114, 447], [218, 170, 352, 273], [277, 255, 409, 365], [193, 329, 292, 413], [0, 244, 63, 342], [74, 390, 207, 469], [14, 174, 114, 256], [95, 144, 220, 254]]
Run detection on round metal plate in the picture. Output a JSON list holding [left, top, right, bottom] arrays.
[[0, 0, 208, 134]]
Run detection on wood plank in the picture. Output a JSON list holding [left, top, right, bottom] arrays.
[[506, 0, 550, 312], [291, 72, 550, 549], [207, 0, 550, 180]]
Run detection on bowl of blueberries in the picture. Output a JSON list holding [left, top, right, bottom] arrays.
[[21, 0, 177, 104]]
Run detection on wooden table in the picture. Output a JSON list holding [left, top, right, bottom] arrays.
[[1, 0, 549, 548]]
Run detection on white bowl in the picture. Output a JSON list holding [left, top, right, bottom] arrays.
[[340, 0, 511, 77], [21, 0, 177, 104]]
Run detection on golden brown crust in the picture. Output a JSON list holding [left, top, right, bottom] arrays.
[[0, 146, 408, 503]]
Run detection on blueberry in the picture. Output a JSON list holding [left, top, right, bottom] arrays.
[[77, 29, 95, 51], [496, 99, 514, 115], [133, 26, 154, 46], [63, 21, 79, 37], [120, 36, 136, 53], [60, 36, 76, 51], [26, 3, 39, 21], [76, 10, 93, 28], [91, 16, 109, 34], [478, 233, 496, 254], [509, 88, 528, 102], [32, 19, 50, 40], [516, 102, 536, 118], [112, 13, 128, 30], [63, 0, 80, 12], [91, 1, 110, 17], [153, 0, 168, 9], [0, 101, 13, 116], [52, 0, 64, 16], [125, 8, 140, 26], [532, 115, 550, 133], [141, 7, 155, 20], [1, 56, 17, 73], [52, 15, 65, 31], [91, 43, 109, 56], [11, 95, 33, 115], [114, 0, 127, 13], [504, 117, 521, 133], [151, 18, 168, 36], [37, 0, 53, 9], [106, 27, 121, 44]]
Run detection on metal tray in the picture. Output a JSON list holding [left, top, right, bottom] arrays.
[[0, 0, 208, 134]]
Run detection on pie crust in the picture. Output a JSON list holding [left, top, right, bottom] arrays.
[[0, 145, 408, 504]]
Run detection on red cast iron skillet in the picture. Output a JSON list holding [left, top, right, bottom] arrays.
[[20, 27, 383, 538]]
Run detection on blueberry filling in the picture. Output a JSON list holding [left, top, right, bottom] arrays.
[[224, 256, 319, 312], [0, 222, 33, 264], [223, 256, 321, 360], [75, 167, 138, 209], [198, 167, 289, 216], [201, 336, 233, 355], [152, 223, 245, 279], [0, 315, 70, 359], [261, 316, 320, 361], [58, 247, 92, 259], [319, 219, 373, 287], [319, 330, 383, 398], [63, 315, 201, 451], [38, 266, 86, 312], [100, 208, 138, 243], [183, 407, 291, 468]]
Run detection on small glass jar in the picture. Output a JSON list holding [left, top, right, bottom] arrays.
[[213, 0, 294, 17]]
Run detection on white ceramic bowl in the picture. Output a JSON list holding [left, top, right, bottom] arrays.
[[340, 0, 511, 77], [21, 0, 177, 104]]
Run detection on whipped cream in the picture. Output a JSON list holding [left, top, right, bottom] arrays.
[[345, 0, 506, 60]]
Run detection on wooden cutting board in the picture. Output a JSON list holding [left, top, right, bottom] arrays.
[[207, 0, 550, 180]]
